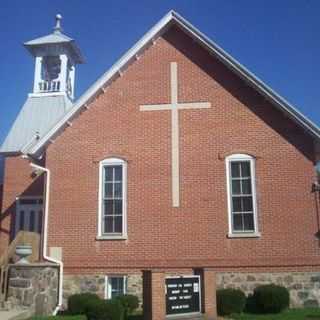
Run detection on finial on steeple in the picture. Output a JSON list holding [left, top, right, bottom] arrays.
[[53, 14, 63, 33]]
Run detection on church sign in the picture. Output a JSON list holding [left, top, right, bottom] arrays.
[[165, 275, 201, 316]]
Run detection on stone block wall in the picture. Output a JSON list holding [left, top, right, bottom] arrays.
[[63, 273, 143, 306], [217, 272, 320, 308], [7, 263, 59, 315]]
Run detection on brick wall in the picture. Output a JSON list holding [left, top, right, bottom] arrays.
[[1, 25, 320, 273], [0, 156, 44, 253], [43, 25, 320, 273]]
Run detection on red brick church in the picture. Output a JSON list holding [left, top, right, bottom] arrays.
[[1, 10, 320, 319]]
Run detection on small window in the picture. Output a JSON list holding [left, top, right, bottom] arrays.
[[105, 276, 127, 299], [226, 154, 259, 236], [98, 158, 127, 239]]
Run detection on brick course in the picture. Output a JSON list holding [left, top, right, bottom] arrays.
[[41, 26, 320, 272]]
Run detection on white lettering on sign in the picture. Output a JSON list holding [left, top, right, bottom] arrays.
[[168, 284, 177, 288], [184, 283, 192, 287], [193, 283, 199, 293]]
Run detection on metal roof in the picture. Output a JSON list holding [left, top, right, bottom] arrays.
[[24, 32, 73, 46], [0, 95, 72, 154], [21, 10, 320, 156], [23, 15, 84, 64]]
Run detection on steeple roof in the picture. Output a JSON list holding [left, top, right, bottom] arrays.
[[24, 14, 84, 64]]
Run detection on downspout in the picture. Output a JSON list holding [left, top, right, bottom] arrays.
[[29, 163, 63, 315]]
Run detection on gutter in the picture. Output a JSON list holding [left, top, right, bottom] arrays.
[[29, 162, 63, 315]]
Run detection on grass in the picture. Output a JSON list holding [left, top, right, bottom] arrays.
[[230, 308, 320, 320]]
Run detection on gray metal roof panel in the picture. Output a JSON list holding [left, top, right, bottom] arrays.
[[24, 32, 73, 45], [0, 95, 72, 154], [24, 31, 84, 64]]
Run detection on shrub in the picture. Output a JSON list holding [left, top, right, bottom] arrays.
[[31, 316, 87, 320], [68, 293, 100, 315], [116, 295, 139, 319], [252, 284, 289, 314], [86, 298, 124, 320], [216, 288, 246, 316]]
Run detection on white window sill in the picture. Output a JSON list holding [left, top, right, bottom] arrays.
[[96, 235, 128, 241], [228, 232, 261, 238]]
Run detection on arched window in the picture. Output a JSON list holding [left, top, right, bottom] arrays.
[[225, 154, 259, 237], [98, 158, 127, 239]]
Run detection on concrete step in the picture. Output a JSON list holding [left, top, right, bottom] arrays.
[[0, 309, 32, 320]]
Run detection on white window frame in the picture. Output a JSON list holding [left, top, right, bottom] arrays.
[[105, 275, 127, 299], [225, 154, 260, 238], [97, 158, 127, 240]]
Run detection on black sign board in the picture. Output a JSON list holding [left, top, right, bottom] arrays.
[[165, 276, 201, 315]]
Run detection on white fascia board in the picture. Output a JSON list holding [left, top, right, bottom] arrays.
[[28, 10, 320, 157]]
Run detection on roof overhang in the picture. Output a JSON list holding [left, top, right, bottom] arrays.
[[26, 10, 320, 157]]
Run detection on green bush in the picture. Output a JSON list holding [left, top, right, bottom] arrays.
[[86, 298, 124, 320], [31, 316, 87, 320], [116, 295, 139, 319], [68, 293, 100, 315], [252, 284, 289, 314], [216, 288, 246, 316]]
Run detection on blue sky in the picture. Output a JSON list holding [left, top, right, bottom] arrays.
[[0, 0, 319, 148]]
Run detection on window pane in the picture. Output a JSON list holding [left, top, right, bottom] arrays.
[[110, 277, 124, 298], [114, 166, 122, 181], [30, 210, 35, 232], [232, 180, 241, 195], [241, 162, 251, 177], [105, 183, 113, 198], [104, 216, 114, 233], [233, 214, 243, 231], [243, 213, 255, 231], [242, 196, 253, 212], [114, 216, 123, 233], [231, 162, 240, 178], [241, 179, 252, 194], [19, 210, 25, 231], [114, 200, 122, 215], [114, 182, 122, 198], [232, 197, 242, 212], [104, 200, 113, 215], [105, 167, 113, 182]]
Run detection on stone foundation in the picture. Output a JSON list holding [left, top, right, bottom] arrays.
[[63, 273, 143, 306], [7, 263, 59, 316], [217, 272, 320, 308], [62, 271, 320, 312]]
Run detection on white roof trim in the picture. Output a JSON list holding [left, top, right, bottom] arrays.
[[28, 10, 320, 156]]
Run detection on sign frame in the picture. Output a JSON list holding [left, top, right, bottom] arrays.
[[165, 275, 202, 317]]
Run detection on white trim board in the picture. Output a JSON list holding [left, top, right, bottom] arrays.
[[225, 154, 259, 237], [26, 10, 320, 157], [97, 157, 127, 240]]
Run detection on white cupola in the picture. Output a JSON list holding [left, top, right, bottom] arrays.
[[24, 14, 84, 100]]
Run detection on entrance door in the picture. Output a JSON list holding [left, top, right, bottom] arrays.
[[165, 276, 201, 316], [15, 197, 43, 237]]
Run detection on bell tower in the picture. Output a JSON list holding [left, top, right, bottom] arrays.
[[24, 14, 84, 100]]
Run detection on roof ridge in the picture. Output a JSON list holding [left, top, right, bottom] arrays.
[[24, 10, 320, 157]]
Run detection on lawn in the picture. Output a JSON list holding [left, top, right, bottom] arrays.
[[230, 308, 320, 320]]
